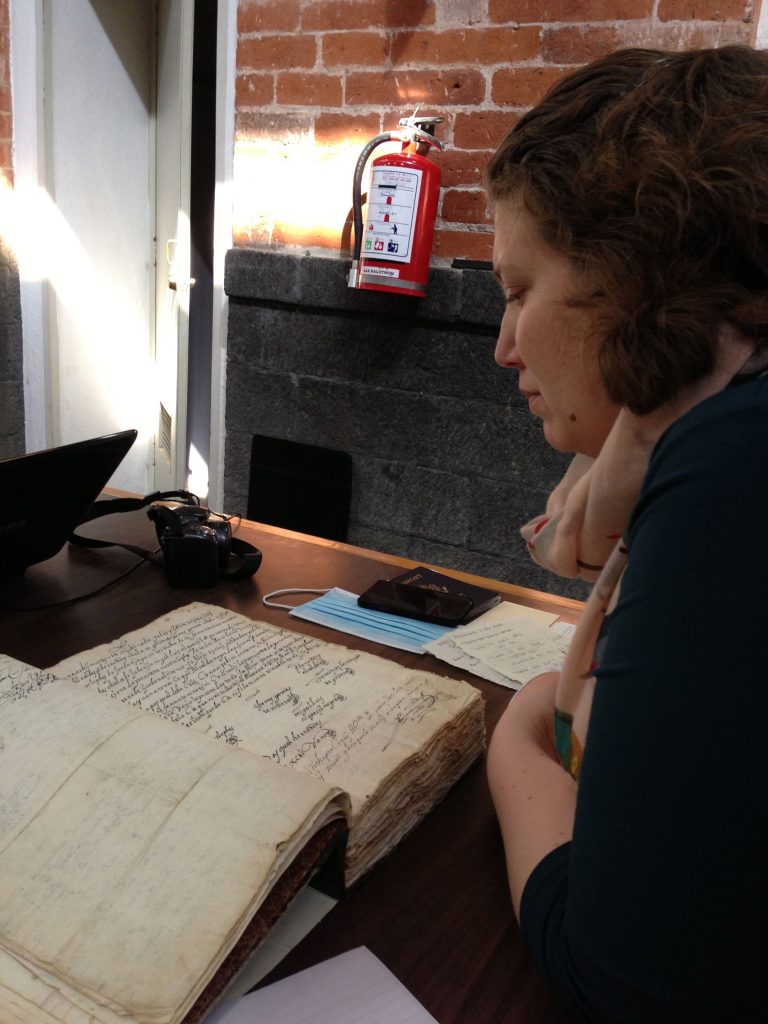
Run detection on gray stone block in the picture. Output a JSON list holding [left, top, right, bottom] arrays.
[[398, 396, 513, 479], [0, 321, 23, 380], [343, 281, 421, 319], [353, 457, 470, 546], [346, 523, 412, 562], [468, 477, 552, 555], [226, 369, 300, 439], [222, 490, 249, 520], [222, 430, 254, 502], [226, 306, 266, 367], [0, 380, 25, 458], [418, 265, 463, 321], [0, 246, 22, 325], [365, 322, 511, 404], [499, 553, 590, 601], [225, 248, 301, 304], [458, 267, 504, 327], [257, 308, 370, 382], [295, 254, 354, 310], [289, 377, 370, 454]]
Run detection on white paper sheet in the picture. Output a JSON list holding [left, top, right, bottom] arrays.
[[205, 947, 439, 1024], [424, 601, 562, 689]]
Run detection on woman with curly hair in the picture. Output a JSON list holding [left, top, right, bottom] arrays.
[[485, 46, 768, 1022]]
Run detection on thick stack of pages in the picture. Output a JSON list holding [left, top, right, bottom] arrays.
[[0, 603, 484, 1024]]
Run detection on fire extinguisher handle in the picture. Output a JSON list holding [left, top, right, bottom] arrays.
[[409, 128, 446, 152]]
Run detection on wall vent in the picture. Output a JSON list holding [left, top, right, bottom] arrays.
[[158, 404, 172, 465]]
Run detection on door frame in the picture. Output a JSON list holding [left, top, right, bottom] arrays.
[[208, 0, 237, 512], [9, 0, 236, 508]]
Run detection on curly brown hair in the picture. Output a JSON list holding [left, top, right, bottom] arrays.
[[485, 46, 768, 415]]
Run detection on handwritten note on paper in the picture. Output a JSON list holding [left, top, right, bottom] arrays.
[[51, 603, 476, 815], [424, 601, 561, 690], [422, 631, 515, 687], [452, 617, 570, 687], [205, 947, 438, 1024]]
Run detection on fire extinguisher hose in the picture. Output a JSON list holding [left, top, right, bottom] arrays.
[[351, 132, 396, 263]]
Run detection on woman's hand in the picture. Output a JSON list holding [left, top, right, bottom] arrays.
[[487, 672, 577, 917]]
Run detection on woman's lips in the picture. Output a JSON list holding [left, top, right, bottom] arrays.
[[520, 389, 542, 411]]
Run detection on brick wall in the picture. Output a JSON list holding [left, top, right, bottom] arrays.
[[228, 0, 760, 596], [0, 0, 25, 459], [234, 0, 759, 261]]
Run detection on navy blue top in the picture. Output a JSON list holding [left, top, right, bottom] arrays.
[[520, 378, 768, 1022]]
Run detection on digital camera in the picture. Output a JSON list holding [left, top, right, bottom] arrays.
[[147, 500, 248, 588]]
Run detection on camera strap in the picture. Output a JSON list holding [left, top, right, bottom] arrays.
[[68, 491, 196, 563], [69, 491, 262, 580]]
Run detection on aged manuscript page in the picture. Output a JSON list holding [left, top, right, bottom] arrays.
[[0, 656, 346, 1024], [53, 603, 485, 882]]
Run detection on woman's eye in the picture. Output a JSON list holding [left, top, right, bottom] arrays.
[[505, 290, 524, 305]]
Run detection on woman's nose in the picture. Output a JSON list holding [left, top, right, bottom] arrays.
[[494, 309, 521, 369]]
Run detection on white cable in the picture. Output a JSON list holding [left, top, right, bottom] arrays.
[[262, 587, 330, 610]]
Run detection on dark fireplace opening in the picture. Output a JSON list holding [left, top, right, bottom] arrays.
[[247, 435, 353, 542]]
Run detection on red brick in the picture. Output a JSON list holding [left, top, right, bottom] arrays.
[[272, 222, 340, 249], [238, 0, 300, 33], [235, 109, 313, 141], [0, 111, 11, 139], [432, 227, 494, 262], [237, 34, 316, 72], [490, 0, 653, 21], [314, 112, 382, 146], [492, 66, 567, 107], [345, 69, 485, 108], [454, 110, 517, 150], [441, 188, 492, 224], [437, 148, 490, 188], [235, 74, 275, 108], [391, 26, 541, 66], [657, 0, 752, 19], [541, 26, 622, 64], [0, 141, 13, 181], [601, 18, 752, 48], [302, 0, 435, 31], [277, 72, 343, 106], [233, 225, 268, 248], [322, 31, 389, 68]]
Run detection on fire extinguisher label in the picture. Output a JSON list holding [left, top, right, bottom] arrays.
[[361, 266, 400, 278], [362, 166, 423, 262]]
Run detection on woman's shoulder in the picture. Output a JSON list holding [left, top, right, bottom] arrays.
[[653, 376, 768, 465], [632, 378, 768, 525]]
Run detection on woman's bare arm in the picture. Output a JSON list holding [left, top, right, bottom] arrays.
[[486, 672, 577, 916]]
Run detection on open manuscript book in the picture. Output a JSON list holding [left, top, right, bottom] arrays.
[[0, 603, 485, 1024]]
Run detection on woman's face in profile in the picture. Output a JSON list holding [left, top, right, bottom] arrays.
[[493, 200, 619, 457]]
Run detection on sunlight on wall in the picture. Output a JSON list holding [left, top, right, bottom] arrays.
[[232, 132, 387, 248], [0, 175, 154, 440], [187, 441, 209, 500]]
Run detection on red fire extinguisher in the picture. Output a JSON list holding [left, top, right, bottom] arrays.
[[348, 112, 445, 299]]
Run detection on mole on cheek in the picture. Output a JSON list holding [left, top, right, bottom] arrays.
[[569, 414, 577, 421]]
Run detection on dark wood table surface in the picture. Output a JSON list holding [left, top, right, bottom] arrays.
[[0, 505, 581, 1024]]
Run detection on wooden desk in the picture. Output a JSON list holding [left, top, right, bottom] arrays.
[[0, 508, 581, 1024]]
